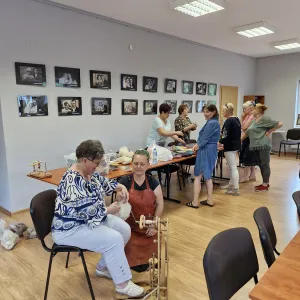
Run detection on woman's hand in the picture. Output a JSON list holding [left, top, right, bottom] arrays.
[[175, 131, 184, 137], [177, 138, 186, 145], [107, 202, 120, 215], [145, 226, 157, 237], [192, 144, 199, 152], [265, 131, 271, 137], [217, 142, 224, 151], [115, 184, 129, 203]]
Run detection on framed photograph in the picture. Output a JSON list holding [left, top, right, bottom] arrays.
[[91, 98, 111, 115], [143, 100, 158, 115], [90, 70, 111, 89], [58, 97, 82, 116], [15, 62, 46, 86], [182, 80, 194, 94], [165, 78, 177, 93], [196, 100, 206, 113], [182, 100, 193, 113], [18, 95, 48, 117], [164, 100, 177, 114], [121, 74, 137, 91], [122, 99, 138, 115], [297, 114, 300, 126], [196, 82, 207, 95], [207, 100, 217, 106], [55, 67, 81, 88], [208, 83, 217, 96], [143, 76, 158, 93]]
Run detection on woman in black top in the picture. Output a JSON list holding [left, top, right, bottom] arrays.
[[218, 103, 241, 196]]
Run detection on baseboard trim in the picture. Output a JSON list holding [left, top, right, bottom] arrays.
[[0, 206, 11, 216]]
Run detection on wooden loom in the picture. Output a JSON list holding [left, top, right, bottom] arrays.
[[117, 215, 169, 300]]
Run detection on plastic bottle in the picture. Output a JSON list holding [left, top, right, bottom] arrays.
[[152, 141, 158, 165]]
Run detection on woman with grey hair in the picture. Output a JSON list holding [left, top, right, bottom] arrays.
[[239, 101, 257, 182], [51, 140, 144, 298]]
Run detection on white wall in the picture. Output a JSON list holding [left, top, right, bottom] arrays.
[[0, 0, 256, 212], [256, 53, 300, 130]]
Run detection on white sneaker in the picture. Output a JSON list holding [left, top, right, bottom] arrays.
[[220, 184, 233, 190], [225, 188, 240, 196], [95, 268, 112, 279], [116, 280, 145, 297]]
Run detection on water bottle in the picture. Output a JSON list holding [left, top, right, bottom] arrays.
[[152, 141, 158, 165]]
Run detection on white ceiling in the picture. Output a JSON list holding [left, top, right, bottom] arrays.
[[44, 0, 300, 58]]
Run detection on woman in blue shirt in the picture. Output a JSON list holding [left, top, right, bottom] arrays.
[[51, 140, 144, 298], [186, 104, 220, 208]]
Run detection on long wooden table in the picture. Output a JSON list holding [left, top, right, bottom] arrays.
[[250, 231, 300, 300], [28, 155, 196, 204]]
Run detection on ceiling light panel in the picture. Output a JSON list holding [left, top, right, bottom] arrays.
[[272, 39, 300, 50], [234, 22, 275, 38], [171, 0, 226, 17]]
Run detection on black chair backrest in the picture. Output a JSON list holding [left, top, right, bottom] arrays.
[[253, 207, 277, 250], [253, 210, 276, 267], [30, 189, 57, 241], [286, 129, 300, 141], [203, 227, 259, 300], [292, 191, 300, 217]]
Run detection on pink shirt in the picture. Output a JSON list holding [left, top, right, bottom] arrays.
[[242, 114, 254, 132]]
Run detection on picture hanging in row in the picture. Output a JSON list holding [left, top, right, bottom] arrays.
[[18, 95, 48, 117], [208, 83, 217, 96], [57, 97, 82, 116], [55, 67, 81, 88], [165, 79, 177, 93], [164, 100, 177, 114], [182, 100, 193, 113], [122, 99, 138, 115], [90, 71, 111, 89], [143, 77, 158, 93], [182, 80, 194, 95], [196, 82, 207, 95], [196, 100, 206, 113], [121, 74, 137, 91], [91, 98, 111, 115], [15, 63, 46, 86], [144, 100, 158, 115]]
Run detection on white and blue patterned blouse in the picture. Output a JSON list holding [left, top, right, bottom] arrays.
[[51, 169, 118, 232]]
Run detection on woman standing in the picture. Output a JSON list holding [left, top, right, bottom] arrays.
[[218, 103, 241, 196], [174, 104, 197, 143], [186, 104, 220, 208], [239, 101, 256, 182], [242, 104, 283, 191], [118, 150, 164, 272], [146, 103, 184, 147]]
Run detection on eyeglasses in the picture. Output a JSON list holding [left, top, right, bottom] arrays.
[[86, 158, 101, 167]]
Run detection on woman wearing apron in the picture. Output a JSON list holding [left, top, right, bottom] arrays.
[[118, 150, 164, 272]]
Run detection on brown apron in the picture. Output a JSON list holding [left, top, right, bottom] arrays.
[[125, 176, 157, 267]]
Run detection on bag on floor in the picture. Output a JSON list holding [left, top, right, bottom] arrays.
[[1, 229, 19, 250]]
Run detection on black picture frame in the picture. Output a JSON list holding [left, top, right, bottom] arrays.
[[208, 83, 217, 96], [18, 95, 48, 117], [121, 74, 137, 91], [58, 97, 82, 116], [165, 78, 177, 93], [90, 70, 111, 89], [143, 76, 158, 93], [15, 62, 46, 86], [196, 100, 206, 113], [55, 67, 81, 88], [182, 100, 193, 113], [122, 99, 138, 115], [207, 100, 217, 106], [164, 100, 177, 114], [143, 100, 158, 115], [91, 98, 111, 115], [182, 80, 194, 94], [196, 82, 207, 95]]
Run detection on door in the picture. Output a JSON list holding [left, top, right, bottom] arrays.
[[219, 85, 238, 124]]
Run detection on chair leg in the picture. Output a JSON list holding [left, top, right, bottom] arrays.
[[284, 144, 286, 156], [278, 143, 281, 157], [181, 165, 185, 187], [177, 172, 182, 191], [79, 251, 95, 300], [254, 275, 258, 284], [44, 253, 54, 300], [297, 144, 299, 159], [65, 252, 70, 268], [274, 248, 280, 256]]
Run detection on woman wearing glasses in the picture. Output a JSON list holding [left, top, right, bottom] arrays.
[[51, 140, 145, 298]]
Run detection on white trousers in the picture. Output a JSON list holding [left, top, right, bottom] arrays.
[[52, 214, 131, 284], [224, 151, 239, 189]]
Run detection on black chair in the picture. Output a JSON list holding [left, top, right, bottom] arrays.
[[292, 190, 300, 219], [253, 207, 280, 258], [253, 209, 276, 268], [30, 190, 95, 300], [279, 129, 300, 159], [203, 228, 259, 300]]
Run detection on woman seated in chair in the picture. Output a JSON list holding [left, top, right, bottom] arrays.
[[117, 149, 164, 272], [51, 140, 144, 298]]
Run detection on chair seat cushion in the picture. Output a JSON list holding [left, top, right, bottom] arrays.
[[281, 140, 300, 145]]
